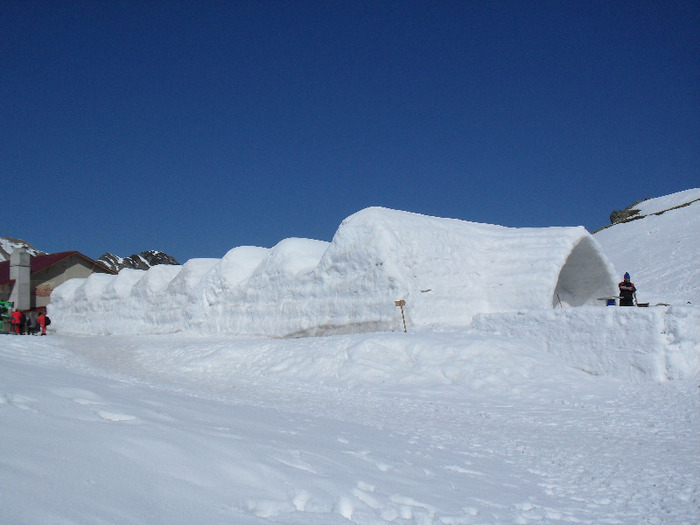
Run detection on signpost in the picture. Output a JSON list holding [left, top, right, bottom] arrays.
[[395, 299, 407, 333]]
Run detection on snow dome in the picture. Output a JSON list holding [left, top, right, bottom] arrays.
[[49, 207, 617, 336]]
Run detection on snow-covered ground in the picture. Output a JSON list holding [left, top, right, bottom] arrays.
[[1, 190, 698, 524]]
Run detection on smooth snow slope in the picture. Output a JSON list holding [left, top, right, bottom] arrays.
[[595, 189, 700, 306], [49, 207, 616, 336]]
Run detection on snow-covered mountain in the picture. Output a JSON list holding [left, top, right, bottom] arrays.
[[0, 237, 46, 261], [97, 250, 180, 272], [0, 237, 179, 272]]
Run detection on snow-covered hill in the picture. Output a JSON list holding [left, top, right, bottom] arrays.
[[595, 188, 700, 305], [2, 190, 698, 525]]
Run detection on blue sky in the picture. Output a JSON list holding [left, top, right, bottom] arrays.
[[2, 1, 698, 263]]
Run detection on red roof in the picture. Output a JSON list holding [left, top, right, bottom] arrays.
[[0, 251, 116, 285]]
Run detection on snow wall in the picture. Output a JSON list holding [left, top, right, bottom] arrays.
[[49, 207, 617, 337], [473, 306, 700, 382]]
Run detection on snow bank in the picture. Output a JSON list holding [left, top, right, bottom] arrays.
[[49, 207, 617, 337], [472, 306, 700, 382]]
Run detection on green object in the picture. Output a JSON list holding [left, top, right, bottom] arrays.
[[0, 301, 12, 320]]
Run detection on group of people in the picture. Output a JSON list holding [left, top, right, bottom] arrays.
[[9, 309, 49, 335]]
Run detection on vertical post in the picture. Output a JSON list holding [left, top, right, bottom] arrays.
[[9, 248, 31, 311], [395, 300, 407, 333]]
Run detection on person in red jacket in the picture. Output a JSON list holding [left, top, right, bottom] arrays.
[[37, 312, 47, 336], [10, 309, 22, 334]]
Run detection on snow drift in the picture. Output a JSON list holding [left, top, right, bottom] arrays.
[[49, 207, 616, 337]]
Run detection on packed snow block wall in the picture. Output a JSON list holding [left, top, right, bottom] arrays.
[[49, 207, 618, 337], [472, 306, 700, 381], [324, 208, 617, 326]]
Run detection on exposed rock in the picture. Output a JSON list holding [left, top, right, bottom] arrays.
[[97, 250, 180, 272], [609, 208, 641, 225]]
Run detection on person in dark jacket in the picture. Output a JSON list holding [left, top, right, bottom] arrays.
[[618, 272, 637, 306], [26, 313, 36, 335]]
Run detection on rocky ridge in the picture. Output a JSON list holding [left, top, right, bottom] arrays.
[[0, 238, 179, 271], [0, 238, 46, 262], [97, 251, 180, 272]]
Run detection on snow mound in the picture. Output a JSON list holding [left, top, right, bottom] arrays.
[[49, 207, 617, 337]]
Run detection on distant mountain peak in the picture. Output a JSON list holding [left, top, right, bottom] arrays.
[[0, 238, 47, 262], [0, 237, 179, 272], [97, 250, 180, 272]]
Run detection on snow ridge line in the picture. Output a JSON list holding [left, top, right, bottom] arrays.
[[595, 197, 700, 232]]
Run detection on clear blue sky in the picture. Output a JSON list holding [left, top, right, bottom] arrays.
[[2, 1, 698, 263]]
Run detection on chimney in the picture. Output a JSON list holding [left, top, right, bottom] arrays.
[[9, 248, 31, 311]]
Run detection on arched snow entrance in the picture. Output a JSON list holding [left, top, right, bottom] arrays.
[[553, 236, 618, 307]]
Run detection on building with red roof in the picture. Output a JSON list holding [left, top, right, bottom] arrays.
[[0, 249, 116, 312]]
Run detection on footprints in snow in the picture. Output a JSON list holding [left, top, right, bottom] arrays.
[[1, 386, 139, 423], [0, 392, 39, 412], [243, 479, 444, 523], [53, 387, 139, 422], [242, 437, 484, 523]]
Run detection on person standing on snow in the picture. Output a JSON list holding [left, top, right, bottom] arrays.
[[37, 311, 48, 336], [618, 272, 637, 306], [10, 309, 22, 334], [27, 312, 39, 334]]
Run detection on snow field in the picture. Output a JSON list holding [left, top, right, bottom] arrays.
[[3, 191, 699, 524], [1, 331, 698, 524]]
